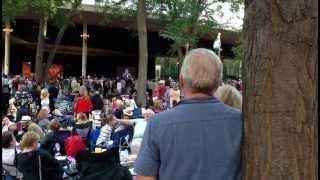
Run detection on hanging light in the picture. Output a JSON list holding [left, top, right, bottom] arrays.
[[2, 27, 13, 33], [80, 32, 90, 40]]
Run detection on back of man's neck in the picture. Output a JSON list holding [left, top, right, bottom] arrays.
[[183, 92, 212, 99]]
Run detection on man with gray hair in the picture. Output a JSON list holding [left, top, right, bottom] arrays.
[[134, 48, 242, 180]]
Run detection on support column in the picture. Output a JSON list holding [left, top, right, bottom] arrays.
[[3, 24, 13, 75], [81, 21, 89, 78]]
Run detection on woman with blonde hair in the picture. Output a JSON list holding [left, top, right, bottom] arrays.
[[153, 99, 162, 113], [17, 131, 63, 180], [28, 122, 45, 140], [74, 86, 93, 118], [40, 88, 50, 112], [73, 112, 92, 147], [214, 84, 242, 111]]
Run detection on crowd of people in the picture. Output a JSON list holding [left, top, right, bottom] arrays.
[[2, 49, 243, 180]]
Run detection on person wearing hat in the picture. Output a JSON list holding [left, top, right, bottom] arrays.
[[15, 115, 32, 142]]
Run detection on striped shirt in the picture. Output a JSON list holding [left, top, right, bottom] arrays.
[[96, 124, 113, 146]]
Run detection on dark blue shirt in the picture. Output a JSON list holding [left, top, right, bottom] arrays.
[[134, 97, 242, 180]]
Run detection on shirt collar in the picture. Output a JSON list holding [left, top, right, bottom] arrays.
[[177, 96, 219, 105]]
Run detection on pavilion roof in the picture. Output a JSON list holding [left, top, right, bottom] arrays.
[[15, 4, 240, 45]]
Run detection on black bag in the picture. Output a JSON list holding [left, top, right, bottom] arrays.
[[75, 148, 132, 180]]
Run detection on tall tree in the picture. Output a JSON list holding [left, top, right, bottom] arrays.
[[242, 0, 318, 179], [24, 0, 81, 83], [136, 0, 148, 106], [26, 0, 63, 83], [154, 0, 243, 65], [43, 0, 82, 82]]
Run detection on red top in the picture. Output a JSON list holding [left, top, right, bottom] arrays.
[[74, 97, 93, 114], [152, 85, 159, 98], [158, 85, 167, 99]]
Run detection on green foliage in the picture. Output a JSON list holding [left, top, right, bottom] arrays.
[[152, 0, 243, 56], [53, 0, 82, 29], [95, 0, 243, 57], [95, 0, 136, 25], [2, 0, 28, 24], [2, 0, 82, 28], [232, 32, 243, 62], [225, 34, 243, 79], [156, 57, 179, 79]]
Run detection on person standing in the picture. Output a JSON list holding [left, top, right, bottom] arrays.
[[134, 48, 242, 180], [2, 131, 23, 180], [74, 86, 93, 118], [40, 88, 50, 112]]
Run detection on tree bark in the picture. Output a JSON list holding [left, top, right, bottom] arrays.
[[43, 25, 68, 82], [177, 47, 183, 74], [136, 0, 148, 107], [35, 18, 45, 84], [242, 0, 318, 179]]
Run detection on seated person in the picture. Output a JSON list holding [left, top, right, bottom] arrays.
[[54, 89, 74, 115], [73, 113, 92, 147], [40, 120, 71, 156], [115, 109, 155, 154], [36, 109, 50, 132], [95, 114, 117, 148], [110, 108, 134, 148], [27, 122, 45, 140], [17, 131, 63, 180]]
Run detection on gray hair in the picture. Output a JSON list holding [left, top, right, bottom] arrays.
[[180, 48, 223, 94]]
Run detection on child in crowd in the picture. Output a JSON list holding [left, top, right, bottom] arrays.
[[96, 113, 117, 148]]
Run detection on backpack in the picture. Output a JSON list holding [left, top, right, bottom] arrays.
[[64, 134, 86, 157]]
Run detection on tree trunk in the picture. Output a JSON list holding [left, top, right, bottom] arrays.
[[35, 18, 45, 84], [43, 25, 68, 82], [136, 0, 148, 107], [177, 47, 183, 74], [242, 0, 318, 179]]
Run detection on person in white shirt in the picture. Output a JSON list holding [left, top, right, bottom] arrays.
[[40, 88, 50, 112], [116, 81, 122, 94], [2, 131, 23, 179]]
